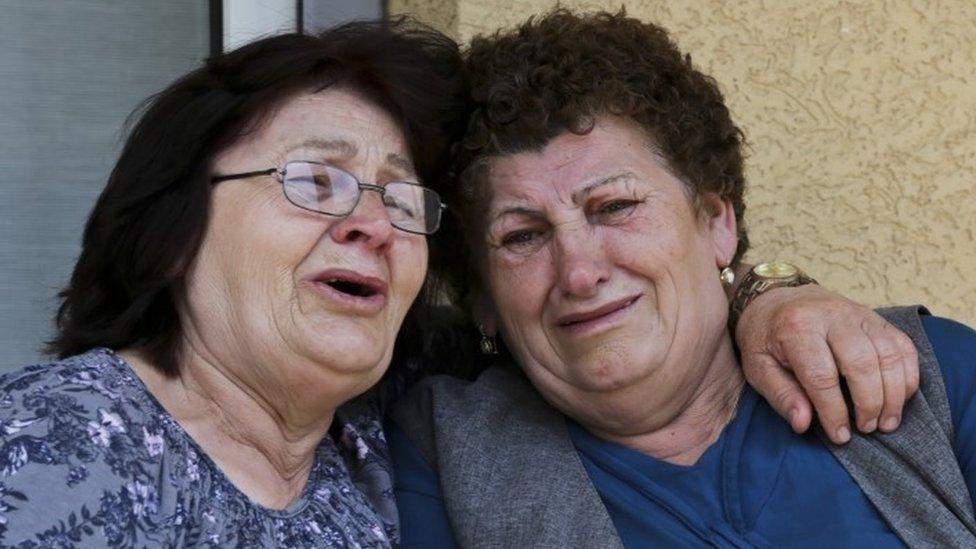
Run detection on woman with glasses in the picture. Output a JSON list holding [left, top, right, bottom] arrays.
[[0, 21, 462, 547], [0, 16, 919, 549]]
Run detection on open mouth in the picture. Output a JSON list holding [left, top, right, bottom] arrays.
[[308, 269, 388, 312], [324, 277, 380, 298]]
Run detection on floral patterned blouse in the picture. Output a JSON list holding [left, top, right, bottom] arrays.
[[0, 348, 400, 548]]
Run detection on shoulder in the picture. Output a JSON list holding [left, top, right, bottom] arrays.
[[389, 370, 497, 465], [917, 315, 976, 505], [412, 362, 533, 398], [1, 348, 126, 397], [921, 315, 976, 359], [390, 364, 567, 468], [0, 348, 147, 443], [920, 315, 976, 419], [0, 349, 173, 546], [392, 365, 536, 426], [0, 349, 142, 455]]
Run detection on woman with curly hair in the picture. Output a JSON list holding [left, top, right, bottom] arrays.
[[389, 10, 976, 548]]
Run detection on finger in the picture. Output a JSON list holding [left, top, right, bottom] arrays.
[[867, 319, 908, 432], [741, 353, 814, 433], [828, 325, 884, 433], [778, 331, 852, 444], [897, 331, 920, 397]]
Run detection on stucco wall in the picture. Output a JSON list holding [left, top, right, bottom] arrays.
[[390, 0, 976, 325]]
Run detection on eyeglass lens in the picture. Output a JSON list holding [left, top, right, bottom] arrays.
[[280, 161, 441, 234]]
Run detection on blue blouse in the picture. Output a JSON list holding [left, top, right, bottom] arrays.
[[390, 315, 976, 548]]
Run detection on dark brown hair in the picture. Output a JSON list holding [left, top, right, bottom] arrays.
[[49, 19, 468, 376], [441, 9, 749, 309]]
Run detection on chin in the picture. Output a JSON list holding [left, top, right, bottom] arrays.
[[303, 327, 392, 375], [567, 341, 661, 392], [574, 372, 647, 394], [566, 360, 652, 393]]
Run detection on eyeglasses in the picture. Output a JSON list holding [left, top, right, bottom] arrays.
[[211, 160, 446, 235]]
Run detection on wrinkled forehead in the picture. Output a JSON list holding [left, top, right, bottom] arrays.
[[482, 118, 672, 207], [267, 89, 412, 159], [217, 86, 416, 177]]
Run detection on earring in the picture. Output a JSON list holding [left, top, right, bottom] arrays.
[[719, 266, 735, 287], [479, 325, 499, 355]]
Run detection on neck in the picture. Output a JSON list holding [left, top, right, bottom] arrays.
[[120, 342, 340, 509], [585, 335, 744, 466]]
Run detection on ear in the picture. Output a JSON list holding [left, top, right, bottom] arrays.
[[703, 194, 738, 268]]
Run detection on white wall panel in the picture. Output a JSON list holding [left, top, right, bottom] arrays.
[[223, 0, 297, 50]]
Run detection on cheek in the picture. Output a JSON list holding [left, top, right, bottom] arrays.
[[214, 212, 325, 318], [214, 187, 308, 268], [181, 199, 319, 341], [253, 225, 319, 290], [610, 213, 700, 279]]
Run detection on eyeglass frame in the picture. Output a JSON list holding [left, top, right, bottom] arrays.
[[210, 160, 447, 235]]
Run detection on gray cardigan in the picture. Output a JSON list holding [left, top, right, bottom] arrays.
[[392, 307, 976, 548]]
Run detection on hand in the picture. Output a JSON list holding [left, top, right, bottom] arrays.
[[735, 285, 919, 444]]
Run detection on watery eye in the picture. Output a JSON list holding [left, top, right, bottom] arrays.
[[384, 194, 418, 219], [600, 200, 640, 214], [502, 229, 542, 247], [590, 198, 645, 223]]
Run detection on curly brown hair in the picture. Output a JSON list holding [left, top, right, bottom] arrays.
[[439, 9, 749, 310]]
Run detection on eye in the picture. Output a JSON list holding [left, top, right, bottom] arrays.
[[592, 198, 643, 222], [501, 228, 546, 249], [384, 193, 419, 219], [601, 199, 640, 214]]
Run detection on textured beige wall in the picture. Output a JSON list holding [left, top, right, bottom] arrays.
[[390, 0, 976, 325]]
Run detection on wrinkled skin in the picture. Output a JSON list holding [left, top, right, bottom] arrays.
[[478, 116, 918, 445]]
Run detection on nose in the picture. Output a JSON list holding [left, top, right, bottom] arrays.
[[329, 189, 395, 250], [553, 224, 610, 298]]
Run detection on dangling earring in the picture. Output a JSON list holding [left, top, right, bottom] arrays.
[[479, 324, 499, 355], [719, 266, 735, 287]]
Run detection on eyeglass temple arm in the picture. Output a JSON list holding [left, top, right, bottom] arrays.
[[210, 167, 279, 185]]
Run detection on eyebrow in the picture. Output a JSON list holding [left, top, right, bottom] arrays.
[[282, 138, 357, 158], [489, 171, 641, 224], [569, 171, 639, 204], [281, 139, 415, 177], [386, 153, 416, 175], [495, 205, 544, 219]]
